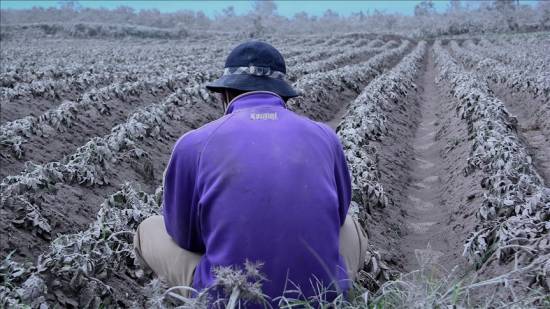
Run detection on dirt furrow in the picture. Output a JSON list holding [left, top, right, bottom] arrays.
[[326, 42, 426, 282], [399, 51, 451, 270], [322, 42, 412, 131], [399, 47, 473, 272], [324, 99, 350, 131], [2, 90, 91, 124]]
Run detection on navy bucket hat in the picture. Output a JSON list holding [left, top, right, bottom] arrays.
[[206, 41, 300, 98]]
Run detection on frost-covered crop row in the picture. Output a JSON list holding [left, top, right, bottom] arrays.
[[290, 40, 411, 122], [448, 40, 550, 140], [486, 35, 550, 67], [323, 36, 346, 46], [1, 38, 401, 197], [349, 38, 370, 48], [364, 38, 385, 48], [0, 183, 161, 308], [0, 37, 349, 104], [0, 54, 222, 100], [447, 41, 549, 101], [1, 43, 407, 239], [433, 41, 550, 288], [274, 34, 331, 51], [287, 40, 399, 81], [336, 42, 426, 285], [1, 70, 127, 101], [0, 35, 364, 101], [0, 70, 217, 159], [0, 36, 407, 307], [340, 41, 425, 213], [0, 35, 326, 85], [285, 39, 371, 67], [0, 39, 227, 78], [0, 38, 384, 160], [0, 64, 94, 87], [471, 39, 549, 75], [0, 84, 215, 236], [0, 48, 228, 101]]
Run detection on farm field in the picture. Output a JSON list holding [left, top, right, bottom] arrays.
[[1, 31, 549, 307]]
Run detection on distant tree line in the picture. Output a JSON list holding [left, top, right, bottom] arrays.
[[1, 0, 549, 39]]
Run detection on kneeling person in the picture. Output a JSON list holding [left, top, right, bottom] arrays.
[[134, 41, 368, 307]]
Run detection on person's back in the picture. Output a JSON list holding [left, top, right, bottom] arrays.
[[166, 91, 351, 305], [134, 41, 368, 308]]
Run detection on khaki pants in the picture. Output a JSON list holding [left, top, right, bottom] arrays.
[[134, 215, 368, 290]]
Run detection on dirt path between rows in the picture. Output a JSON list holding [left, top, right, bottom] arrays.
[[325, 100, 349, 130], [399, 49, 454, 271]]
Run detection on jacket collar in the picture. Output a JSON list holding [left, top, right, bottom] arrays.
[[225, 91, 286, 115]]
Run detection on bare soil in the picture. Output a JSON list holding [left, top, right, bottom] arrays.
[[324, 100, 349, 130], [398, 50, 471, 271]]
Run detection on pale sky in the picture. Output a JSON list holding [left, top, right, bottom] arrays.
[[0, 1, 540, 17]]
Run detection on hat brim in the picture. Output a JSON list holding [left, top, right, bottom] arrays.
[[206, 74, 300, 98]]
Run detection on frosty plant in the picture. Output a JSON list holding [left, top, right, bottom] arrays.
[[153, 260, 271, 309], [290, 40, 411, 123], [433, 40, 550, 289], [449, 39, 550, 140], [449, 40, 549, 101], [287, 40, 398, 81], [0, 116, 36, 159], [1, 183, 162, 308], [1, 84, 217, 200], [0, 70, 217, 158]]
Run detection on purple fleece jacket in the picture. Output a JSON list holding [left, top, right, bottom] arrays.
[[163, 91, 352, 307]]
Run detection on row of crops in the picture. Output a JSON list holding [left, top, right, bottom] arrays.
[[1, 34, 415, 307], [433, 41, 549, 290], [1, 31, 549, 307], [338, 41, 427, 286], [0, 36, 400, 181], [449, 39, 550, 144], [1, 35, 407, 246]]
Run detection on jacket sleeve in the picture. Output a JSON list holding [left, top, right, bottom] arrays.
[[333, 134, 352, 226], [162, 131, 205, 253]]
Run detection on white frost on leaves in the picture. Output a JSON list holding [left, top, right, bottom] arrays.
[[433, 40, 549, 288]]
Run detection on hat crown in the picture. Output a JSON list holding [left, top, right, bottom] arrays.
[[224, 41, 286, 74]]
